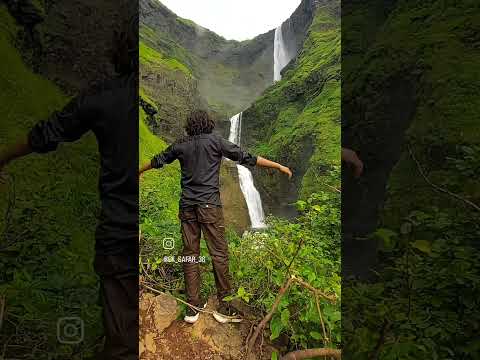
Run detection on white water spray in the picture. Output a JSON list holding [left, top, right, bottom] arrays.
[[273, 23, 292, 82], [228, 113, 267, 229]]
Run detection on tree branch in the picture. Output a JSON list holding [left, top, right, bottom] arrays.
[[246, 276, 295, 355], [408, 145, 480, 212], [281, 348, 341, 360]]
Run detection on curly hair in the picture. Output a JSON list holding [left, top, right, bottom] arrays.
[[185, 110, 215, 136]]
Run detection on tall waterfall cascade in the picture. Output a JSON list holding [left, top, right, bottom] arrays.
[[228, 113, 267, 229], [273, 22, 293, 82]]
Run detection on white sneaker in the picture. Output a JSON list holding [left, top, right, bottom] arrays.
[[184, 301, 207, 324], [213, 304, 243, 323]]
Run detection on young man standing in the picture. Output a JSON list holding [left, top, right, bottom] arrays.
[[139, 110, 292, 324]]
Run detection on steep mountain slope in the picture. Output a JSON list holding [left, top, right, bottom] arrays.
[[139, 0, 320, 139], [139, 0, 326, 222], [140, 0, 273, 117], [139, 38, 206, 142], [242, 1, 341, 217]]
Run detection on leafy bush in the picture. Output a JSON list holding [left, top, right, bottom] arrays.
[[343, 206, 480, 359], [228, 191, 341, 350]]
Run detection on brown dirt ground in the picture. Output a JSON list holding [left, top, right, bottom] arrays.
[[140, 295, 277, 360]]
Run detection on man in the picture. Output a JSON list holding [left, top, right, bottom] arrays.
[[0, 17, 138, 359], [139, 110, 292, 324]]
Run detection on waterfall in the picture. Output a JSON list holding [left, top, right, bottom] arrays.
[[228, 112, 267, 229], [228, 113, 242, 146], [273, 23, 291, 82]]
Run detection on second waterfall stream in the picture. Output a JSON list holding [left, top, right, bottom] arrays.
[[228, 113, 267, 229]]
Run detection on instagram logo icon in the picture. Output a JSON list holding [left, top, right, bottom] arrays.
[[57, 317, 84, 344], [163, 237, 175, 250]]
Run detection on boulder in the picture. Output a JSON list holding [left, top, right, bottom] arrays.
[[140, 291, 179, 336]]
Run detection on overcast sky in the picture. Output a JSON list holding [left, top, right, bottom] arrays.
[[159, 0, 302, 41]]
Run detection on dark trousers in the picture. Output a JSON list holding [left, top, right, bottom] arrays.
[[179, 205, 232, 306], [94, 251, 138, 360]]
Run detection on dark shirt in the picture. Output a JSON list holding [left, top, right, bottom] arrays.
[[28, 75, 138, 255], [151, 133, 257, 208]]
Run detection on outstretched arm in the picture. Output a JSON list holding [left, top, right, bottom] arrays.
[[0, 137, 33, 172], [139, 144, 178, 179], [220, 138, 292, 179], [138, 161, 153, 178], [219, 137, 292, 179], [1, 91, 95, 173], [256, 156, 292, 179]]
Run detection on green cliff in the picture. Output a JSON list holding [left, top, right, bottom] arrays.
[[242, 1, 340, 217]]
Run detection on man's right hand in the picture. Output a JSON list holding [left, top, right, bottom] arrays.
[[341, 148, 364, 178], [278, 165, 293, 179]]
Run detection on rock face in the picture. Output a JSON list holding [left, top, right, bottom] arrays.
[[23, 0, 133, 93], [139, 0, 320, 121], [139, 292, 180, 357], [279, 0, 327, 69]]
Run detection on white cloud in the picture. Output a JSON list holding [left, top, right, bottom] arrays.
[[159, 0, 302, 41]]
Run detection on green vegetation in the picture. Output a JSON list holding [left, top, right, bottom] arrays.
[[140, 0, 275, 120], [0, 5, 101, 358], [139, 24, 205, 141], [342, 1, 480, 358], [243, 4, 341, 199], [344, 207, 480, 359], [139, 1, 342, 356], [140, 24, 196, 72], [229, 191, 341, 350], [139, 100, 181, 242], [176, 17, 197, 29], [140, 40, 192, 77]]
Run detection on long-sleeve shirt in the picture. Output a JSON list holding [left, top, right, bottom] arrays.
[[28, 75, 138, 255], [151, 133, 257, 208]]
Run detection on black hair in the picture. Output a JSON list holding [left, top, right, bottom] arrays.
[[185, 110, 215, 136]]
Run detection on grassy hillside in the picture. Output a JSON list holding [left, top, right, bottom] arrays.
[[139, 32, 205, 142], [139, 93, 181, 235], [0, 5, 102, 358], [242, 2, 341, 215]]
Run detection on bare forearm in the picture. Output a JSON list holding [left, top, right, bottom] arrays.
[[138, 161, 153, 175], [256, 156, 281, 170], [256, 156, 293, 179], [0, 137, 32, 167]]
